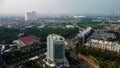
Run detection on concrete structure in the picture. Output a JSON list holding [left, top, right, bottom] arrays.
[[88, 39, 120, 52], [25, 11, 37, 21], [0, 45, 5, 55], [37, 24, 47, 28], [106, 25, 120, 30], [89, 29, 116, 41], [29, 56, 39, 61], [0, 45, 5, 68], [47, 34, 65, 67], [76, 27, 93, 43], [66, 25, 74, 28], [74, 15, 85, 18]]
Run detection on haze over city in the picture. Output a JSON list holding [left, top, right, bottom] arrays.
[[0, 0, 120, 15], [0, 0, 120, 68]]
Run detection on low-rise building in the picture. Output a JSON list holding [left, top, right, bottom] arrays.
[[13, 36, 36, 47], [89, 29, 116, 41], [66, 25, 74, 28], [88, 39, 120, 52]]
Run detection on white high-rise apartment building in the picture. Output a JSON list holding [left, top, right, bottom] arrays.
[[24, 11, 37, 21], [47, 34, 65, 67]]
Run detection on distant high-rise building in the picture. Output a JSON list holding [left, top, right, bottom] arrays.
[[24, 11, 37, 21], [47, 34, 65, 67]]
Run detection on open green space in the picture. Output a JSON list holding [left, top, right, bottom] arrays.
[[77, 23, 104, 29]]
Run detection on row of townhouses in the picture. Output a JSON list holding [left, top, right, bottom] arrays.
[[87, 39, 120, 52]]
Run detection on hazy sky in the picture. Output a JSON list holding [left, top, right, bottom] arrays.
[[0, 0, 120, 15]]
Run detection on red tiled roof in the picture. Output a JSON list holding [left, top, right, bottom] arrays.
[[19, 36, 35, 44]]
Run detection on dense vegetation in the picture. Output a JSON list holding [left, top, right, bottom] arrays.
[[23, 27, 79, 41], [40, 27, 79, 40], [77, 23, 104, 29], [21, 60, 40, 68], [3, 43, 46, 64], [0, 27, 79, 44], [65, 50, 80, 68], [77, 45, 120, 68], [0, 27, 20, 44]]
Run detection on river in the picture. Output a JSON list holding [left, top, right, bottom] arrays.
[[69, 49, 93, 68]]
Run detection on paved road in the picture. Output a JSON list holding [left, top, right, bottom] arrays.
[[72, 22, 84, 30]]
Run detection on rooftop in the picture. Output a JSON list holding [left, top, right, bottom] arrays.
[[48, 34, 65, 41], [19, 36, 35, 44]]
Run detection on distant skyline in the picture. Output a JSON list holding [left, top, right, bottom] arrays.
[[0, 0, 120, 16]]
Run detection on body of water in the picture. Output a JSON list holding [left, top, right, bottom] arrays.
[[70, 50, 92, 68]]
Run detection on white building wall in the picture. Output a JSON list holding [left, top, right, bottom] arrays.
[[24, 11, 37, 21], [88, 39, 120, 52], [47, 34, 65, 63]]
